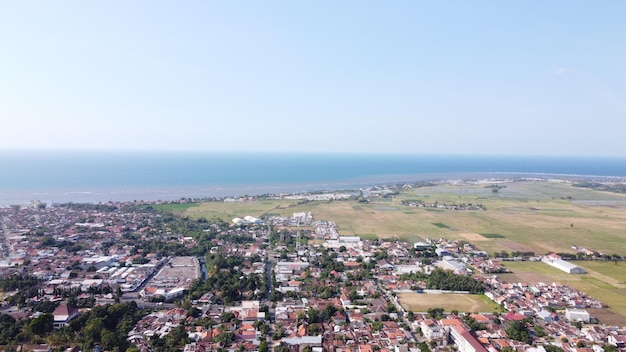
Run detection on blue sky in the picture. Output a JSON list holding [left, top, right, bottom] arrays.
[[1, 1, 625, 156]]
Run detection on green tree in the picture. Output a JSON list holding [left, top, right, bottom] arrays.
[[418, 342, 431, 352], [29, 313, 53, 335], [506, 320, 532, 344]]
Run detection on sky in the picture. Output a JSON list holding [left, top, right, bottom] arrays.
[[1, 1, 625, 156]]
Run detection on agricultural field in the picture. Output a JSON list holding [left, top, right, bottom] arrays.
[[397, 292, 494, 313], [165, 180, 626, 256]]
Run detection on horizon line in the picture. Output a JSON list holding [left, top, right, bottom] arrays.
[[1, 148, 625, 159]]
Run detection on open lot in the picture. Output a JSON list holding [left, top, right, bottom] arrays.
[[397, 292, 494, 313]]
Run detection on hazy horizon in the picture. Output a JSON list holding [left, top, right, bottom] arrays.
[[3, 148, 626, 159]]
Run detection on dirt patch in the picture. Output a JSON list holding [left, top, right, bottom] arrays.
[[397, 292, 492, 313], [459, 232, 488, 242], [499, 240, 536, 253], [588, 308, 626, 326]]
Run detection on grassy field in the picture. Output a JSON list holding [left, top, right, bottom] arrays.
[[397, 293, 494, 313], [158, 199, 304, 222], [162, 180, 626, 256]]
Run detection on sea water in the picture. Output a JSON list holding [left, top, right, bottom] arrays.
[[1, 151, 625, 205]]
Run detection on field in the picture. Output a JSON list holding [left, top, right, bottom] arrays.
[[166, 181, 626, 255], [397, 292, 494, 313], [157, 199, 302, 222], [152, 180, 626, 319]]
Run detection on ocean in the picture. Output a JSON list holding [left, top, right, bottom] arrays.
[[1, 151, 625, 206]]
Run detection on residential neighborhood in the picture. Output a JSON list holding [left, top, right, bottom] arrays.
[[0, 199, 625, 352]]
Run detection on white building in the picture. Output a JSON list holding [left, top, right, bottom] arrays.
[[80, 256, 115, 270], [542, 254, 585, 274], [324, 236, 362, 249], [566, 308, 591, 323], [438, 256, 468, 275], [419, 319, 446, 342], [395, 264, 423, 275]]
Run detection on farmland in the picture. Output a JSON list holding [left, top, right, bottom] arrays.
[[167, 180, 626, 256]]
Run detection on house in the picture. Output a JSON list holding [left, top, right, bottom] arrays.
[[608, 334, 626, 348], [52, 304, 80, 329]]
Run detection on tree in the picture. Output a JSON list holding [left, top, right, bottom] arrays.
[[407, 311, 415, 321], [188, 307, 201, 318], [506, 320, 532, 344], [272, 328, 284, 340], [29, 313, 53, 335], [372, 321, 383, 332], [307, 324, 319, 335], [427, 307, 445, 319], [0, 314, 20, 344], [418, 342, 431, 352], [258, 340, 269, 352]]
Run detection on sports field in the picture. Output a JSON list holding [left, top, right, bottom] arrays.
[[397, 292, 495, 313]]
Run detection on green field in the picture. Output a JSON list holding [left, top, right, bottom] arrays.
[[397, 293, 495, 313]]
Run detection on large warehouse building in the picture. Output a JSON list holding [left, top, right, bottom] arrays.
[[542, 254, 585, 274]]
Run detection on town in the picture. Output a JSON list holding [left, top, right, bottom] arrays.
[[0, 198, 625, 352]]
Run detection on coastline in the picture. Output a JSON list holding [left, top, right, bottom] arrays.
[[2, 151, 626, 207], [1, 171, 624, 207]]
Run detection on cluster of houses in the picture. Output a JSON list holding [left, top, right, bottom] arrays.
[[402, 201, 486, 211], [4, 201, 626, 352]]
